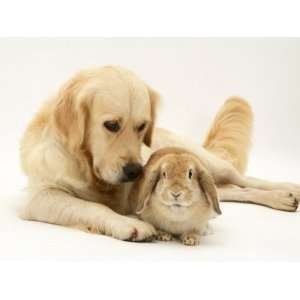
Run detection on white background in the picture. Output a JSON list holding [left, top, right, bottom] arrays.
[[1, 0, 300, 298], [0, 38, 300, 262]]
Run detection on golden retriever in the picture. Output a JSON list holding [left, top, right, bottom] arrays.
[[20, 65, 300, 242]]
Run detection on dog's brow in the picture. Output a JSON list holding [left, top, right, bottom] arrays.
[[102, 114, 123, 123], [135, 120, 148, 127], [136, 119, 150, 126]]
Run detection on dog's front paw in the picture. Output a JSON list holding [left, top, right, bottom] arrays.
[[156, 230, 173, 241], [109, 216, 157, 242], [181, 232, 201, 246]]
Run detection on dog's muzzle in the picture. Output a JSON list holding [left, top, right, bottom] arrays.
[[122, 163, 143, 182]]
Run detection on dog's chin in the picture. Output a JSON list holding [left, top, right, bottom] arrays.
[[94, 167, 139, 185], [104, 178, 122, 185], [120, 176, 141, 183], [94, 168, 123, 186], [120, 177, 132, 183]]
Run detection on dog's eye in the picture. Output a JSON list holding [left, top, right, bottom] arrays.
[[188, 169, 193, 179], [137, 122, 147, 132], [103, 121, 120, 132]]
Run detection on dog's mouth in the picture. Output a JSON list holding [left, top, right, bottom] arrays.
[[120, 174, 142, 183], [94, 162, 143, 184], [94, 166, 123, 186]]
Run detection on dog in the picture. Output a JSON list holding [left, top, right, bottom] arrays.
[[20, 65, 300, 242], [20, 66, 158, 241]]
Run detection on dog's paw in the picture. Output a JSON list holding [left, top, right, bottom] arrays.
[[181, 232, 201, 246], [109, 216, 157, 242], [156, 230, 173, 241], [268, 191, 299, 212]]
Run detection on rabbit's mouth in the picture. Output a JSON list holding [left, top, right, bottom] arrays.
[[161, 200, 192, 209]]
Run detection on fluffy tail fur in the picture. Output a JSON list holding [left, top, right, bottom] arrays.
[[203, 97, 253, 174]]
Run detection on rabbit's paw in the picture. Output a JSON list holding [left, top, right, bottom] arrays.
[[156, 230, 173, 241], [181, 232, 200, 246]]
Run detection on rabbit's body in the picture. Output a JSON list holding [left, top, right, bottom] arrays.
[[133, 147, 221, 246], [139, 187, 212, 236]]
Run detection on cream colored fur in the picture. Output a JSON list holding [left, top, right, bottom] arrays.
[[20, 67, 300, 243], [203, 97, 253, 174], [20, 66, 158, 241]]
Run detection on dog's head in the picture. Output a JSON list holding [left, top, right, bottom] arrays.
[[52, 66, 159, 185]]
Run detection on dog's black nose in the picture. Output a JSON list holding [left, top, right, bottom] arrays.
[[122, 163, 143, 182]]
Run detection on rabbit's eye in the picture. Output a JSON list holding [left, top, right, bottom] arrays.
[[162, 172, 166, 178], [188, 169, 193, 179], [137, 122, 147, 132]]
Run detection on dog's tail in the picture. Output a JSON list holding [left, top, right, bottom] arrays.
[[203, 97, 253, 174]]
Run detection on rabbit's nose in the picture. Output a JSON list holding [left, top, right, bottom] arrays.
[[171, 192, 181, 199]]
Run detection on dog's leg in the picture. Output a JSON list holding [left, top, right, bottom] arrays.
[[224, 168, 300, 192], [152, 128, 300, 193], [236, 176, 300, 192], [218, 184, 299, 211], [21, 188, 156, 241], [209, 159, 300, 193]]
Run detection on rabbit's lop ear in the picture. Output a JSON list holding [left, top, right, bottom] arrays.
[[135, 162, 161, 214], [196, 165, 222, 215]]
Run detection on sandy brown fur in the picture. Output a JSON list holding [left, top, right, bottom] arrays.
[[131, 147, 221, 245]]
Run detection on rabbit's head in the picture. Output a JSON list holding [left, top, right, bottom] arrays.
[[135, 147, 221, 216]]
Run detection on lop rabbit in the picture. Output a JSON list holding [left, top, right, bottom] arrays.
[[133, 147, 221, 246]]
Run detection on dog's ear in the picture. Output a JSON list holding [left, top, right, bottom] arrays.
[[143, 86, 160, 147], [52, 81, 89, 152], [135, 158, 161, 214], [196, 163, 222, 215]]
